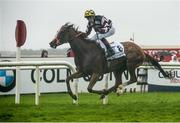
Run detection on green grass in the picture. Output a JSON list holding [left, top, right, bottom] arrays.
[[0, 92, 180, 122]]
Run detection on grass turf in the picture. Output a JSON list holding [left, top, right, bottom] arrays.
[[0, 92, 180, 122]]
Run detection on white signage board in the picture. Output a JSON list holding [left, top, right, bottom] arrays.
[[0, 57, 179, 95]]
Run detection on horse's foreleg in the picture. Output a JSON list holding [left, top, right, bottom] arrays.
[[66, 70, 83, 82], [66, 71, 83, 100], [87, 73, 104, 95]]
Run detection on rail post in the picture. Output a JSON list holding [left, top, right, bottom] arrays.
[[103, 73, 109, 104]]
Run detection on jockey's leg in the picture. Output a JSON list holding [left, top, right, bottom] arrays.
[[101, 38, 115, 57], [90, 34, 98, 42], [98, 27, 115, 57], [92, 34, 115, 57]]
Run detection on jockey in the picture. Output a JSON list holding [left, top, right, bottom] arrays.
[[84, 9, 115, 57]]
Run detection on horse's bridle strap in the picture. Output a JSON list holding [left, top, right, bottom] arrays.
[[55, 38, 60, 44], [68, 32, 83, 42], [75, 32, 83, 38]]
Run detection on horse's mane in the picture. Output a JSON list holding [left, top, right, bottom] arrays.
[[64, 23, 103, 51], [71, 25, 98, 45]]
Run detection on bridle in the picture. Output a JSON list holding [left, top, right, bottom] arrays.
[[54, 32, 84, 45], [55, 37, 60, 45], [75, 32, 83, 38]]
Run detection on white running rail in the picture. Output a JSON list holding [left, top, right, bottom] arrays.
[[0, 61, 78, 105]]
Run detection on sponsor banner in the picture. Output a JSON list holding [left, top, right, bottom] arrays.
[[0, 68, 70, 94], [0, 67, 136, 94], [148, 69, 180, 86], [0, 58, 179, 94], [148, 69, 180, 91]]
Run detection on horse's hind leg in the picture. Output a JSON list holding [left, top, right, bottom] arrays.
[[110, 70, 124, 91], [123, 56, 144, 86], [129, 67, 137, 82], [123, 66, 137, 86]]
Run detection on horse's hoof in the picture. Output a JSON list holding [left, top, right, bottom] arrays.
[[100, 94, 105, 100], [116, 90, 123, 96], [116, 93, 120, 96], [116, 85, 124, 96]]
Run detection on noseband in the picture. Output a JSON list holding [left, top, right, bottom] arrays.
[[55, 37, 60, 45]]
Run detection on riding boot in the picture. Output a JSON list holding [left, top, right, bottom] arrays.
[[101, 38, 115, 57]]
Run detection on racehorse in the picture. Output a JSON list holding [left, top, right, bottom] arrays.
[[49, 23, 170, 100]]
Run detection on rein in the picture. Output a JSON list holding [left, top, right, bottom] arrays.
[[75, 32, 84, 38], [67, 32, 84, 42]]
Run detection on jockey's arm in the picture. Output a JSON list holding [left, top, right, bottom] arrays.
[[86, 22, 92, 36], [97, 27, 109, 33], [101, 16, 112, 27], [98, 16, 111, 33]]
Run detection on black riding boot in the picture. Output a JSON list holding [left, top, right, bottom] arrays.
[[101, 38, 115, 57]]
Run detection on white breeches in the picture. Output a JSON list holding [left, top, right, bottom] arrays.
[[90, 27, 115, 41]]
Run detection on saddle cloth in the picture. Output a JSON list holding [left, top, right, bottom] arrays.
[[98, 41, 126, 60]]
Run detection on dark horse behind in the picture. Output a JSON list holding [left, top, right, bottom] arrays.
[[49, 23, 171, 100]]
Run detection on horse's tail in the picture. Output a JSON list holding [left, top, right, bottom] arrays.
[[144, 52, 169, 78]]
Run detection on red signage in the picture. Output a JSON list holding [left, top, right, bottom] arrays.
[[143, 48, 180, 62], [15, 20, 27, 47]]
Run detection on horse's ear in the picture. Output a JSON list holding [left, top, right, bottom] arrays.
[[67, 24, 74, 28], [64, 22, 73, 29], [75, 27, 79, 32], [64, 22, 70, 26]]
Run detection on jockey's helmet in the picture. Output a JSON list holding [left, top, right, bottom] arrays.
[[84, 10, 95, 18]]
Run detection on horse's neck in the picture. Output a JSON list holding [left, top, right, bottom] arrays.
[[68, 33, 108, 73]]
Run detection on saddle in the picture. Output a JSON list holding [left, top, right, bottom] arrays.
[[98, 41, 126, 60]]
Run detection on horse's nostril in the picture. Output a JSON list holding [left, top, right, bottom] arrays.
[[53, 45, 57, 49], [51, 45, 55, 48]]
